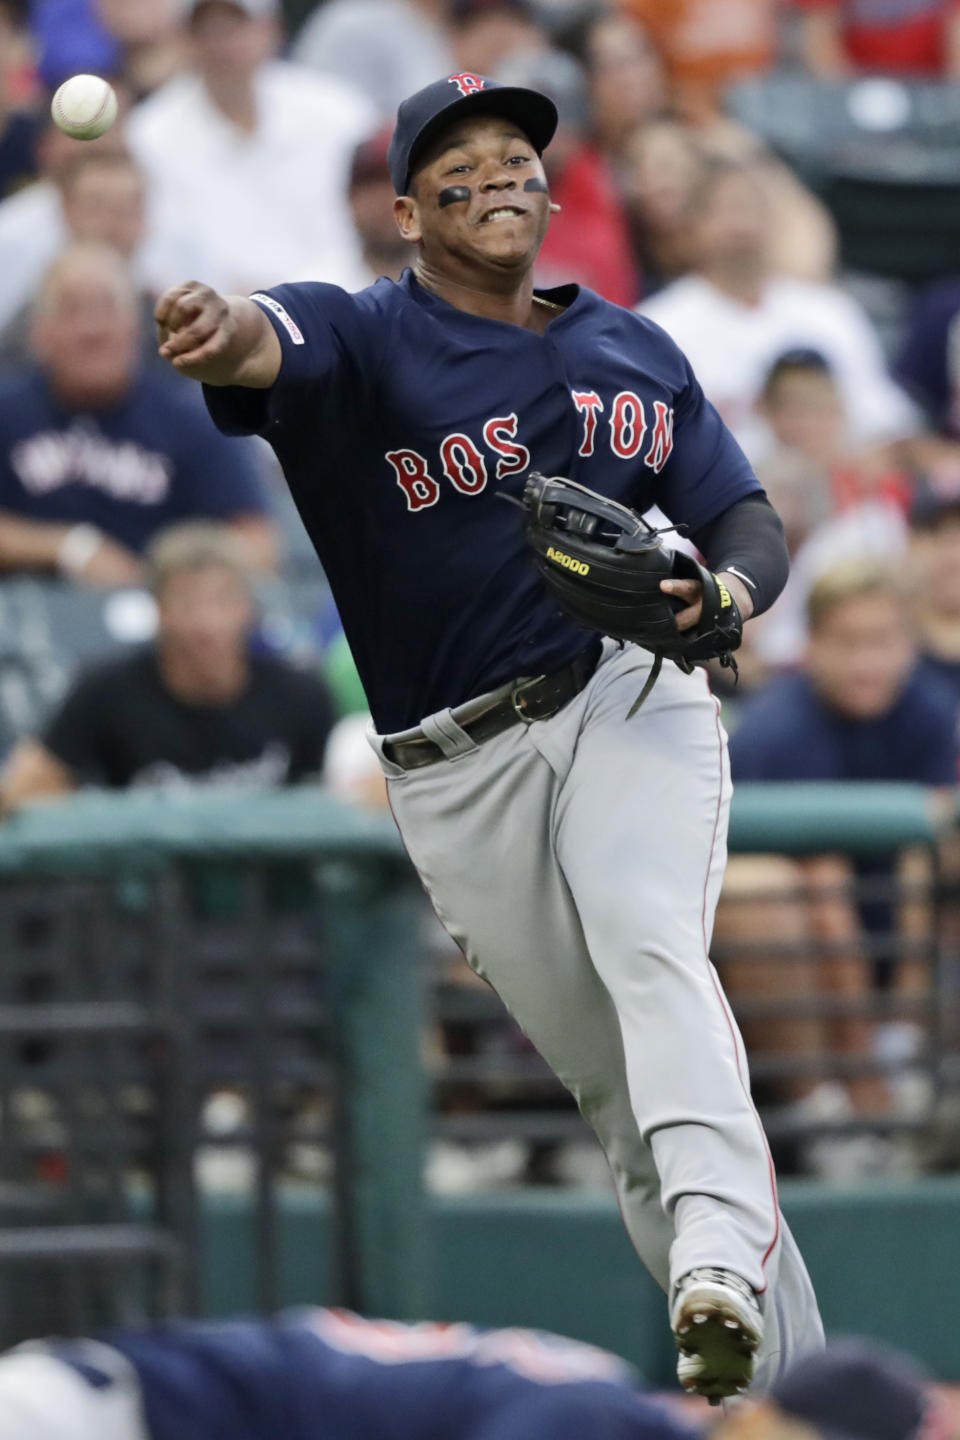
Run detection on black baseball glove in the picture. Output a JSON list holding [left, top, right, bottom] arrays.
[[512, 472, 742, 713]]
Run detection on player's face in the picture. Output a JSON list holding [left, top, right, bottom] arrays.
[[395, 115, 550, 278], [806, 593, 915, 720]]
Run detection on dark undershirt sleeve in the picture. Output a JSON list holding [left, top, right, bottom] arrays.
[[691, 493, 789, 618]]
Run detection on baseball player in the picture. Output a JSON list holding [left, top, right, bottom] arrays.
[[0, 1309, 700, 1440], [154, 73, 825, 1398]]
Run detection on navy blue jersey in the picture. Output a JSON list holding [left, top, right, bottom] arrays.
[[0, 367, 270, 554], [55, 1311, 697, 1440], [205, 271, 761, 731]]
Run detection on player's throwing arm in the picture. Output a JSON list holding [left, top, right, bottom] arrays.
[[155, 283, 282, 389]]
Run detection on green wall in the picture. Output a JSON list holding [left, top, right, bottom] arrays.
[[200, 1178, 960, 1384]]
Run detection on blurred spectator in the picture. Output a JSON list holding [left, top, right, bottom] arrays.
[[0, 243, 278, 585], [743, 350, 911, 671], [450, 0, 546, 76], [758, 349, 912, 523], [717, 560, 956, 1176], [622, 0, 778, 123], [555, 7, 669, 159], [29, 0, 120, 90], [499, 48, 640, 306], [126, 0, 376, 295], [791, 0, 960, 77], [0, 107, 203, 332], [95, 0, 187, 100], [619, 120, 704, 296], [640, 160, 919, 461], [0, 0, 39, 197], [731, 560, 955, 784], [291, 0, 453, 122], [0, 151, 170, 369], [0, 523, 334, 806], [895, 276, 960, 441], [300, 126, 410, 288], [910, 475, 960, 708], [0, 0, 34, 109]]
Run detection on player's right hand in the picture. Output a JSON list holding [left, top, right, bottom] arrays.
[[155, 281, 233, 376], [154, 282, 282, 388]]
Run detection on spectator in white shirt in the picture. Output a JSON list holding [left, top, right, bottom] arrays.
[[639, 160, 919, 464], [127, 0, 376, 296], [291, 0, 454, 122]]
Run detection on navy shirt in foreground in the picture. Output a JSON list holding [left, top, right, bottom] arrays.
[[72, 1311, 696, 1440], [0, 367, 269, 553], [204, 271, 762, 731], [729, 670, 959, 785]]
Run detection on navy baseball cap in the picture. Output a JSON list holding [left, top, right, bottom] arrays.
[[388, 73, 558, 195], [770, 1340, 947, 1440]]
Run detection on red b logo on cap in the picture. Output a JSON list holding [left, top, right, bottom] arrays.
[[448, 73, 486, 97]]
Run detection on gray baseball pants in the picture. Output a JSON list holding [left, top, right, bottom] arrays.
[[371, 639, 824, 1388]]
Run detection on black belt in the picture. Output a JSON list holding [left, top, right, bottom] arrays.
[[382, 640, 603, 772]]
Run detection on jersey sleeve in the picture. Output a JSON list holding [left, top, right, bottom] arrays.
[[652, 347, 763, 534], [172, 393, 270, 517], [203, 282, 374, 438]]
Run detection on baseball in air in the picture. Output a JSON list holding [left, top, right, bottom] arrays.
[[51, 75, 118, 141]]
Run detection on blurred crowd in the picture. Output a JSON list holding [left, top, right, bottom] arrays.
[[1, 0, 960, 1189]]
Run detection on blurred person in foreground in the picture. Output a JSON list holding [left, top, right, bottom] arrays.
[[0, 1315, 949, 1440], [0, 523, 334, 809], [640, 160, 919, 463], [0, 243, 278, 586], [716, 560, 957, 1178], [292, 0, 454, 122], [0, 1309, 699, 1440], [790, 0, 960, 78], [126, 0, 376, 295]]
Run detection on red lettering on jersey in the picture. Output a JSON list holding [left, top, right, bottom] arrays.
[[644, 400, 675, 474], [610, 390, 647, 460], [571, 391, 604, 457], [447, 72, 486, 97], [440, 433, 488, 494], [483, 414, 530, 479], [385, 449, 440, 511]]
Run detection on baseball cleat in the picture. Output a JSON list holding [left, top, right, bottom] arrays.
[[671, 1268, 762, 1401]]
